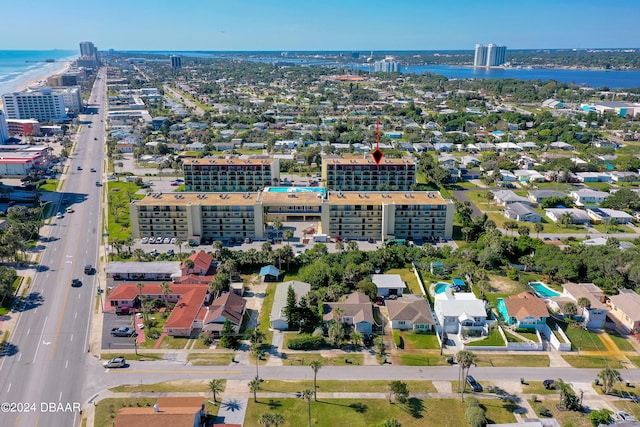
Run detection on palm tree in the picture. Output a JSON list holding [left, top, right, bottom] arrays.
[[258, 413, 275, 427], [301, 388, 314, 427], [251, 344, 265, 378], [335, 241, 344, 252], [208, 379, 224, 403], [183, 258, 195, 273], [123, 236, 134, 254], [283, 229, 294, 243], [176, 239, 184, 255], [272, 219, 283, 241], [560, 211, 574, 228], [598, 367, 622, 395], [309, 360, 323, 401], [456, 350, 478, 400], [577, 297, 591, 316], [261, 241, 272, 254], [534, 222, 544, 237], [271, 413, 285, 427], [563, 302, 578, 319], [347, 240, 359, 252], [350, 331, 363, 350], [249, 377, 261, 403], [160, 281, 171, 306]]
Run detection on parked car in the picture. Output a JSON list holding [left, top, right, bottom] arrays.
[[95, 181, 102, 186], [141, 237, 148, 244], [170, 237, 177, 244], [166, 249, 175, 257], [77, 166, 82, 170], [148, 237, 155, 244], [71, 278, 81, 287], [615, 411, 636, 422], [65, 207, 74, 213], [543, 379, 555, 390], [56, 212, 63, 219], [170, 181, 180, 186], [115, 306, 131, 315], [111, 327, 136, 337], [163, 237, 170, 244], [90, 168, 96, 172], [103, 357, 126, 369], [466, 375, 483, 392]]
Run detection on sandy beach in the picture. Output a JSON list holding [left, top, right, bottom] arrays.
[[0, 60, 73, 107]]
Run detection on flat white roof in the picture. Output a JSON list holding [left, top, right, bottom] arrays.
[[371, 274, 406, 289]]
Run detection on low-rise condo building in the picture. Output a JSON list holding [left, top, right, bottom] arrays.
[[183, 157, 280, 192], [321, 157, 416, 191]]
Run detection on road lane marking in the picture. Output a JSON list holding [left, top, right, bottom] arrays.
[[50, 282, 72, 360], [70, 334, 73, 342], [7, 383, 10, 392], [17, 353, 21, 361], [33, 315, 48, 364], [27, 328, 30, 335], [59, 391, 62, 401], [66, 360, 69, 369], [75, 312, 77, 318]]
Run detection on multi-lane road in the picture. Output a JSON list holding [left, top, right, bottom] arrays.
[[0, 69, 107, 427]]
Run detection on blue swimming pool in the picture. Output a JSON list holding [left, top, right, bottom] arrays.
[[434, 283, 451, 294], [266, 187, 326, 196], [529, 282, 560, 298]]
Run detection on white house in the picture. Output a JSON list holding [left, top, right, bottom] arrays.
[[493, 190, 532, 206], [570, 188, 610, 205], [434, 288, 487, 335], [269, 281, 311, 330], [545, 208, 591, 224], [561, 283, 608, 329], [372, 274, 406, 298], [504, 202, 542, 223]]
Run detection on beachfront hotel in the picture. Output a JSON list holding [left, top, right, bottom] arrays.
[[129, 189, 454, 244], [2, 86, 82, 121], [321, 157, 416, 191], [183, 158, 280, 192]]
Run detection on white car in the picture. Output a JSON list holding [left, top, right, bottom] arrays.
[[103, 357, 126, 369], [170, 237, 177, 244], [615, 411, 636, 422], [162, 237, 170, 244], [56, 212, 63, 219], [141, 237, 148, 244], [148, 237, 156, 244]]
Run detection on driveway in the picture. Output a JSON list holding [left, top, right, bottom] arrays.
[[453, 190, 482, 218]]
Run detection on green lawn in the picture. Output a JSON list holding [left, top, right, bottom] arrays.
[[401, 331, 440, 350], [259, 380, 437, 394], [107, 181, 145, 241], [593, 382, 639, 399], [514, 329, 540, 342], [561, 355, 623, 369], [592, 223, 634, 234], [397, 353, 449, 366], [504, 330, 523, 342], [99, 352, 163, 361], [560, 324, 607, 351], [479, 399, 518, 425], [385, 267, 423, 295], [614, 400, 640, 420], [257, 283, 276, 344], [627, 356, 640, 368], [475, 354, 550, 368], [244, 398, 496, 427], [186, 353, 235, 365], [38, 179, 59, 192], [466, 329, 505, 347], [109, 379, 221, 393], [522, 381, 559, 395], [466, 190, 503, 212], [280, 352, 364, 366], [608, 331, 636, 352], [546, 399, 591, 427]]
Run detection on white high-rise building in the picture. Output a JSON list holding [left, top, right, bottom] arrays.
[[79, 41, 98, 60], [2, 88, 68, 122], [474, 43, 507, 67], [474, 44, 487, 67], [373, 56, 399, 73], [0, 110, 9, 143]]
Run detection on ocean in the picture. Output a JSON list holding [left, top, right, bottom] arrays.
[[0, 50, 78, 96]]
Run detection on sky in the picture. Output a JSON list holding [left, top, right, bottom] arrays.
[[1, 0, 639, 51]]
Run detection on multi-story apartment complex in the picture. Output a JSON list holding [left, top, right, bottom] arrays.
[[322, 157, 416, 191], [2, 87, 82, 121], [130, 190, 453, 243], [373, 56, 399, 73], [474, 43, 507, 67], [183, 158, 280, 192], [170, 55, 182, 69], [79, 41, 99, 60]]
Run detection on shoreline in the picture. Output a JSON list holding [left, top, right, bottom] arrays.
[[0, 60, 74, 108]]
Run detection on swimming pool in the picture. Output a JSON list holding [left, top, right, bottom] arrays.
[[529, 282, 560, 298], [434, 283, 451, 294], [266, 187, 326, 196]]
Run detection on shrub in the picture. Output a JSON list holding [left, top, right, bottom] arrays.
[[465, 406, 487, 427], [465, 396, 480, 408], [534, 403, 551, 417], [287, 336, 326, 350]]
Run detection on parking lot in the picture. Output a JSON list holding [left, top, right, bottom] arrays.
[[101, 312, 138, 350]]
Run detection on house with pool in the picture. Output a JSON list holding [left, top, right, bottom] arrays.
[[498, 292, 549, 329], [434, 288, 488, 336]]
